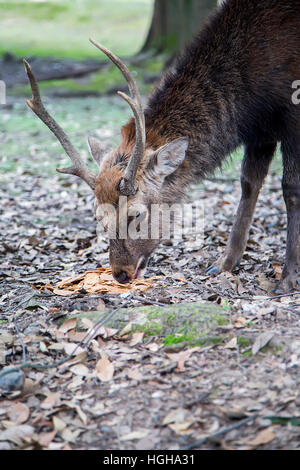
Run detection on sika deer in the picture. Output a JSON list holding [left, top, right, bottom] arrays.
[[24, 0, 300, 292]]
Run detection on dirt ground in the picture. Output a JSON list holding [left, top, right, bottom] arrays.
[[0, 96, 300, 450]]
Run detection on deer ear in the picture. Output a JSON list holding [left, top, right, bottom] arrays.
[[87, 136, 105, 166], [155, 137, 189, 178]]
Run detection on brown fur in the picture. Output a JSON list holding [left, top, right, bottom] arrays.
[[95, 0, 300, 290]]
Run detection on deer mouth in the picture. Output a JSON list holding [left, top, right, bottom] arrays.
[[133, 256, 148, 279]]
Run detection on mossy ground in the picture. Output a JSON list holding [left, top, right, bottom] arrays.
[[68, 301, 231, 348]]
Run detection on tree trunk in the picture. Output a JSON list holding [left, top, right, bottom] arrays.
[[141, 0, 217, 55]]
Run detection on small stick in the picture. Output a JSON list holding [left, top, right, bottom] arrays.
[[132, 295, 167, 307], [13, 316, 26, 363], [183, 413, 258, 450]]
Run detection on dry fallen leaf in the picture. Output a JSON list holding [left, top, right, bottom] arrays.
[[63, 342, 85, 356], [52, 416, 67, 433], [74, 405, 88, 425], [7, 402, 30, 424], [129, 331, 145, 346], [146, 342, 160, 352], [234, 316, 248, 328], [173, 272, 187, 283], [127, 368, 144, 381], [168, 420, 194, 434], [167, 347, 199, 371], [96, 354, 114, 382], [70, 364, 89, 377], [41, 392, 59, 410], [59, 318, 77, 333], [272, 263, 282, 281], [252, 331, 275, 355], [61, 427, 77, 443], [163, 408, 186, 425], [53, 288, 75, 297], [162, 408, 194, 434], [247, 428, 275, 448], [224, 337, 237, 349], [120, 429, 149, 441], [37, 430, 57, 448]]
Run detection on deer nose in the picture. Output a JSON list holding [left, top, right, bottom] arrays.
[[114, 270, 131, 284]]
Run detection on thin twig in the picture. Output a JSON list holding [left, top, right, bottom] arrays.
[[265, 291, 300, 300], [4, 291, 56, 313], [235, 341, 248, 376], [183, 413, 258, 450], [226, 291, 300, 302], [83, 293, 134, 349], [132, 295, 167, 307], [13, 316, 26, 363]]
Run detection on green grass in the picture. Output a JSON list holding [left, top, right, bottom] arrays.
[[0, 94, 284, 182], [0, 96, 132, 177], [163, 333, 222, 347], [213, 146, 283, 180], [0, 0, 153, 59]]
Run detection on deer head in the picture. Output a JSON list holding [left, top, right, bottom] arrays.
[[24, 40, 189, 283]]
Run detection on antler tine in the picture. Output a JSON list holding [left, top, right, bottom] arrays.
[[89, 39, 139, 101], [23, 59, 97, 190], [89, 39, 146, 195]]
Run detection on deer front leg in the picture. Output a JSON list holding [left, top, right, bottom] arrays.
[[207, 142, 276, 275], [273, 141, 300, 293]]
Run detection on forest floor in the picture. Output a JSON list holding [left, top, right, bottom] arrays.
[[0, 96, 300, 450]]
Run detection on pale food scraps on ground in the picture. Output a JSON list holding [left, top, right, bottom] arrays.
[[46, 267, 161, 296]]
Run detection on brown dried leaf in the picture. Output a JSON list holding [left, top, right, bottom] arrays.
[[247, 428, 276, 448], [127, 368, 144, 381], [120, 429, 149, 441], [37, 430, 57, 448], [252, 331, 275, 355], [70, 364, 89, 377], [7, 402, 30, 424], [59, 318, 77, 333], [96, 354, 114, 382], [234, 316, 248, 328], [168, 420, 194, 434], [41, 392, 59, 410], [53, 416, 67, 433], [272, 263, 282, 281], [63, 342, 85, 356], [129, 332, 145, 346], [163, 408, 186, 425], [167, 347, 199, 371], [224, 337, 237, 349]]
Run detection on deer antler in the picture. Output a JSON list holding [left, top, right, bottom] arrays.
[[89, 39, 146, 196], [23, 59, 97, 190]]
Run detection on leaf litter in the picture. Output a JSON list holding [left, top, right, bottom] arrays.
[[0, 97, 300, 450]]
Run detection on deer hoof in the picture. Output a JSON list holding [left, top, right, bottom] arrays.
[[206, 265, 221, 275], [206, 259, 240, 276], [270, 276, 300, 294]]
